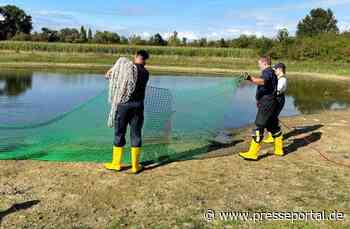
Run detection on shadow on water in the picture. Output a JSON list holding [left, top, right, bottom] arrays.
[[0, 200, 40, 225]]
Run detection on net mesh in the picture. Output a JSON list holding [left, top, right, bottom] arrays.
[[0, 76, 243, 165]]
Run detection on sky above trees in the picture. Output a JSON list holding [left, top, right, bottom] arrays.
[[0, 0, 350, 39]]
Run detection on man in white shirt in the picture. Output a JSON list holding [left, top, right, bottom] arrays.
[[263, 63, 287, 144]]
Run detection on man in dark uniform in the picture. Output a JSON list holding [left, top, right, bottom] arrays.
[[104, 50, 150, 173], [239, 56, 284, 160]]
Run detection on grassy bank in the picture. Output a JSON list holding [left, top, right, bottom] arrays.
[[0, 41, 255, 58], [2, 50, 350, 78]]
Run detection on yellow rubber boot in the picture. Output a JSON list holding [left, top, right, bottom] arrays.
[[131, 147, 143, 174], [104, 147, 123, 171], [263, 132, 274, 143], [274, 135, 284, 156], [239, 140, 261, 161]]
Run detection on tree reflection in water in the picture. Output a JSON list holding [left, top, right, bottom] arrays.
[[0, 71, 33, 97], [286, 78, 350, 113]]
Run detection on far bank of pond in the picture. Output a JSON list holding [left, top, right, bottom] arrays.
[[1, 50, 350, 77]]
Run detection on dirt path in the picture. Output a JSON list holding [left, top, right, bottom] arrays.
[[1, 109, 350, 228]]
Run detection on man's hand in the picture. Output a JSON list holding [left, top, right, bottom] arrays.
[[240, 72, 251, 81], [105, 69, 112, 80]]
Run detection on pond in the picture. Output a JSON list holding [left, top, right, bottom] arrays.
[[1, 70, 350, 129], [1, 70, 350, 163]]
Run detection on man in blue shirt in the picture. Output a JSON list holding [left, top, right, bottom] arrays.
[[239, 56, 284, 160]]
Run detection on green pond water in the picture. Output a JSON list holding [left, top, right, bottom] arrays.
[[1, 70, 350, 163]]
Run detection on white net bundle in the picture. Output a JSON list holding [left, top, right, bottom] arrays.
[[107, 57, 138, 128]]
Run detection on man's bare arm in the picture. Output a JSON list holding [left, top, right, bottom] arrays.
[[105, 68, 113, 80], [250, 76, 265, 85]]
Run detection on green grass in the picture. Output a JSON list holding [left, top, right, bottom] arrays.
[[1, 50, 350, 76], [1, 41, 350, 76], [1, 41, 350, 77], [0, 41, 255, 58]]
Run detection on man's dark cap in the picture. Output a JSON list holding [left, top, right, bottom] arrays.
[[273, 63, 286, 70]]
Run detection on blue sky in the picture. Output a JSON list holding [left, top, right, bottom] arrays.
[[1, 0, 350, 39]]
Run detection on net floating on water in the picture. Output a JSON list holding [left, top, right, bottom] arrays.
[[0, 76, 243, 164]]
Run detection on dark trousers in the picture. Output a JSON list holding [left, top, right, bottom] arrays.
[[253, 96, 281, 142], [114, 101, 144, 147], [276, 94, 285, 117]]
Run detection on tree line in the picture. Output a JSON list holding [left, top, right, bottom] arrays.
[[1, 5, 350, 61]]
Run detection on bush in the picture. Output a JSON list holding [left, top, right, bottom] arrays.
[[1, 33, 350, 63], [266, 33, 350, 62], [11, 33, 31, 41]]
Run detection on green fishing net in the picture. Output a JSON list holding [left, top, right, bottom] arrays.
[[0, 76, 243, 165]]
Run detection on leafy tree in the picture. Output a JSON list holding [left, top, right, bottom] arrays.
[[88, 28, 93, 41], [0, 5, 32, 40], [59, 28, 80, 43], [94, 31, 120, 44], [168, 31, 181, 46], [277, 28, 289, 43], [30, 32, 43, 42], [80, 26, 87, 42], [0, 13, 4, 39], [11, 32, 31, 41], [41, 27, 59, 42], [182, 37, 187, 46], [297, 8, 339, 37], [207, 40, 217, 47], [256, 37, 274, 56], [190, 39, 199, 47], [120, 36, 129, 44], [232, 35, 257, 48], [219, 38, 228, 47], [270, 29, 293, 58], [199, 38, 207, 47], [128, 35, 145, 45], [149, 33, 166, 46]]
